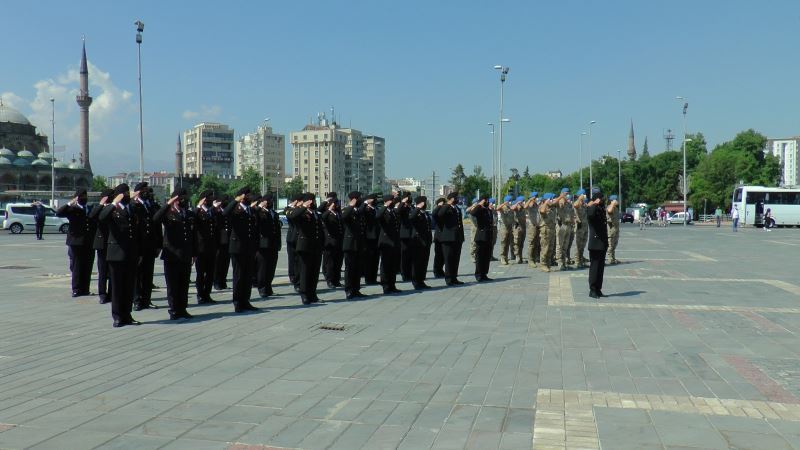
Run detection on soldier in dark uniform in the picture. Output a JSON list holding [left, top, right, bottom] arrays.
[[287, 193, 325, 304], [408, 195, 432, 290], [376, 194, 402, 294], [223, 187, 260, 312], [56, 188, 95, 297], [153, 188, 195, 319], [341, 191, 366, 299], [360, 193, 380, 285], [131, 182, 161, 310], [398, 191, 414, 282], [256, 194, 282, 298], [436, 192, 465, 286], [99, 184, 141, 327], [469, 194, 494, 282], [194, 190, 218, 304], [432, 197, 446, 278], [284, 194, 302, 291], [321, 195, 344, 289], [213, 194, 231, 290], [89, 188, 114, 304], [587, 189, 609, 298]]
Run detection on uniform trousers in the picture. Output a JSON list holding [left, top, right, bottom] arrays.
[[607, 229, 619, 261], [400, 240, 413, 281], [286, 243, 298, 287], [539, 225, 552, 268], [433, 240, 445, 277], [441, 241, 462, 284], [411, 243, 430, 288], [297, 250, 322, 299], [323, 247, 343, 285], [68, 245, 94, 294], [35, 219, 45, 239], [589, 249, 606, 293], [213, 245, 230, 288], [108, 260, 135, 323], [256, 248, 279, 296], [574, 222, 588, 264], [230, 253, 255, 309], [194, 250, 216, 301], [379, 246, 400, 291], [474, 240, 491, 279], [96, 249, 110, 300], [512, 225, 526, 262], [526, 223, 541, 264], [498, 226, 513, 262], [362, 241, 379, 283], [164, 260, 190, 315], [343, 250, 362, 295], [134, 253, 156, 306]]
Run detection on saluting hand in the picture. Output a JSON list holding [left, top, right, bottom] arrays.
[[69, 196, 79, 206], [166, 195, 180, 206], [235, 194, 245, 203], [197, 197, 206, 208], [99, 196, 109, 206], [112, 193, 125, 206], [131, 190, 140, 201]]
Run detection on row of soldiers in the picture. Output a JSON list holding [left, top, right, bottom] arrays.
[[57, 182, 493, 327], [467, 187, 621, 272]]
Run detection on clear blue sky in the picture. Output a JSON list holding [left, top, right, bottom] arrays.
[[3, 0, 799, 187]]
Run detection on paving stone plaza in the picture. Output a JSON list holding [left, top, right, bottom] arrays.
[[1, 224, 799, 450]]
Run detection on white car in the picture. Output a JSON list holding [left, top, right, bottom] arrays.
[[3, 203, 69, 234], [668, 211, 692, 225]]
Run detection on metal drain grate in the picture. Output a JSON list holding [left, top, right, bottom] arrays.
[[317, 323, 348, 331], [0, 265, 36, 270]]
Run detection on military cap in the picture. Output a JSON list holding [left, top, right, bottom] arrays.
[[415, 195, 427, 204], [435, 197, 446, 204], [561, 187, 570, 193], [170, 187, 188, 198], [472, 197, 479, 203], [530, 191, 538, 198], [515, 195, 525, 204], [101, 188, 114, 199], [576, 189, 586, 196], [591, 187, 601, 194], [291, 193, 303, 202], [303, 192, 316, 202], [609, 195, 618, 201], [382, 194, 395, 203], [134, 181, 149, 192], [447, 192, 459, 200], [503, 194, 513, 202], [236, 186, 251, 197], [402, 191, 413, 199], [480, 193, 490, 201], [263, 194, 274, 202], [114, 183, 130, 195], [366, 193, 377, 201], [199, 189, 214, 200], [348, 191, 361, 200], [74, 188, 87, 197], [543, 192, 555, 200], [489, 197, 496, 204], [326, 191, 338, 199]]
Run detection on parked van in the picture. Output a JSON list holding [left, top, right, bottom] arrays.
[[2, 203, 69, 234]]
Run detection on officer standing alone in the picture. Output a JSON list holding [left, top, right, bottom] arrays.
[[587, 189, 609, 298]]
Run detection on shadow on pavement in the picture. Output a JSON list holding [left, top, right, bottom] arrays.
[[605, 290, 646, 297]]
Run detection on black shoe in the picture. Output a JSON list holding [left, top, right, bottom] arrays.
[[589, 291, 600, 299], [414, 283, 431, 290], [112, 321, 124, 328], [477, 277, 493, 283], [169, 312, 180, 320], [243, 304, 259, 311], [389, 287, 402, 294], [198, 298, 217, 305], [452, 280, 464, 285], [125, 319, 142, 326], [180, 311, 193, 319], [72, 291, 80, 298], [434, 273, 445, 279], [301, 295, 311, 305], [596, 290, 607, 298], [98, 296, 110, 304], [293, 285, 300, 293], [354, 291, 368, 297]]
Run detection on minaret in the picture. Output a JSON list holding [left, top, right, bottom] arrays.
[[175, 133, 183, 177], [627, 120, 637, 161], [76, 39, 92, 171]]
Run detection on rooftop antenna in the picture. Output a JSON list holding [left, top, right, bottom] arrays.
[[663, 128, 675, 151]]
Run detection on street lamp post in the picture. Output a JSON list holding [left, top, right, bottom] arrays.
[[676, 96, 688, 226], [588, 121, 597, 192], [579, 131, 587, 190], [617, 149, 622, 209], [494, 65, 509, 198], [135, 20, 145, 183], [488, 123, 495, 199], [50, 98, 55, 206]]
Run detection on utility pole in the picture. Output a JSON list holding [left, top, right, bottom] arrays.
[[431, 170, 437, 208]]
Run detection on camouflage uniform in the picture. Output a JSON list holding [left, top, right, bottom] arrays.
[[555, 201, 573, 270], [538, 202, 556, 272], [512, 208, 526, 263], [573, 200, 588, 267], [469, 212, 478, 263], [607, 205, 620, 264], [498, 209, 515, 264], [525, 201, 541, 266], [490, 207, 498, 259]]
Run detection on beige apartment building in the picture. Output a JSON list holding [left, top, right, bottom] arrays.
[[182, 123, 235, 176], [235, 122, 286, 191]]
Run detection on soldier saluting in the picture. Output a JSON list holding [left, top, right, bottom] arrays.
[[89, 188, 114, 304], [469, 194, 494, 282], [287, 193, 325, 304], [360, 193, 380, 285], [56, 188, 95, 297], [223, 187, 260, 313], [99, 184, 141, 328], [194, 190, 218, 304], [132, 182, 161, 310], [153, 188, 195, 320], [436, 192, 465, 286], [408, 195, 432, 290], [256, 194, 281, 298], [341, 191, 367, 299], [376, 194, 402, 294]]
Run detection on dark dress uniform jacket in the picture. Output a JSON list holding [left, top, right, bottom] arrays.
[[469, 205, 493, 242], [435, 204, 465, 243], [224, 202, 258, 255], [408, 207, 432, 247], [361, 204, 379, 241], [99, 204, 138, 262], [194, 206, 218, 255], [285, 206, 298, 245], [89, 205, 109, 251], [341, 206, 365, 252], [258, 208, 282, 250], [215, 207, 230, 246], [321, 210, 344, 249], [57, 203, 94, 246], [376, 206, 401, 248], [587, 204, 609, 251], [132, 200, 162, 257], [288, 207, 324, 252], [153, 205, 195, 263]]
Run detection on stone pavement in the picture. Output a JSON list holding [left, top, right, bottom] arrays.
[[0, 224, 799, 449]]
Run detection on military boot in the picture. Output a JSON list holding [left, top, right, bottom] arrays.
[[500, 257, 509, 265], [541, 265, 551, 272]]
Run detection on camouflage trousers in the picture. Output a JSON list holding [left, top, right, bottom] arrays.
[[512, 225, 526, 263], [499, 226, 513, 263], [526, 223, 541, 264], [539, 225, 553, 268], [607, 229, 619, 262], [573, 222, 588, 264], [556, 222, 573, 266]]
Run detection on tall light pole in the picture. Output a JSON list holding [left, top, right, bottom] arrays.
[[617, 149, 622, 209], [588, 120, 596, 192], [488, 123, 495, 199], [500, 118, 510, 194], [135, 20, 145, 183], [494, 65, 509, 198], [676, 96, 688, 226], [50, 98, 55, 205], [579, 131, 587, 190]]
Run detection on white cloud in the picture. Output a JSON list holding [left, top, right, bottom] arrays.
[[0, 92, 25, 109], [182, 105, 222, 120]]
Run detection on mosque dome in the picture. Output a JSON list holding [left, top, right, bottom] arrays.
[[0, 157, 12, 165], [16, 150, 35, 159], [31, 159, 50, 166], [53, 161, 69, 168], [0, 104, 31, 126], [37, 151, 53, 161], [0, 147, 14, 158], [13, 158, 30, 166], [68, 161, 82, 169]]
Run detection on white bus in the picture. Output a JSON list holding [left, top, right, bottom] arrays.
[[731, 185, 800, 227]]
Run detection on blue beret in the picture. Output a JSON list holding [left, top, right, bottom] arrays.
[[503, 195, 513, 202], [543, 193, 554, 200], [472, 197, 479, 203], [489, 197, 496, 204], [591, 187, 601, 194], [515, 196, 525, 203], [609, 195, 618, 201], [576, 189, 586, 196], [561, 187, 570, 193], [530, 191, 538, 197]]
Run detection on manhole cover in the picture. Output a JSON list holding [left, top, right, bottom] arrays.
[[0, 265, 36, 270], [317, 323, 348, 331]]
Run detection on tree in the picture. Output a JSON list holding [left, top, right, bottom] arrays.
[[462, 165, 491, 201], [640, 137, 650, 160], [92, 175, 108, 192], [282, 176, 305, 199], [449, 164, 466, 193], [228, 167, 264, 197], [190, 174, 226, 204]]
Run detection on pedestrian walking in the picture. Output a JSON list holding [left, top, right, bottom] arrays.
[[714, 206, 722, 227], [732, 205, 739, 232], [32, 200, 46, 240]]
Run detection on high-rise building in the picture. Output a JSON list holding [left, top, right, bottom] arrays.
[[235, 122, 285, 192], [290, 113, 385, 198], [765, 138, 800, 186], [182, 123, 235, 176]]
